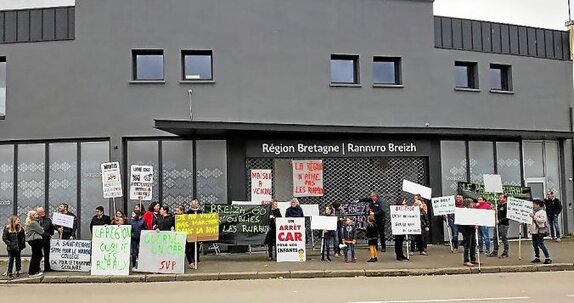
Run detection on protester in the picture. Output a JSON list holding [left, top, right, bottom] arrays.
[[36, 207, 54, 272], [321, 206, 334, 262], [366, 214, 378, 262], [265, 199, 282, 261], [342, 217, 356, 263], [186, 200, 203, 268], [129, 210, 146, 269], [359, 192, 386, 252], [474, 196, 492, 254], [111, 216, 126, 225], [489, 194, 509, 258], [410, 196, 429, 256], [460, 198, 477, 267], [156, 205, 174, 231], [2, 215, 25, 279], [445, 194, 464, 251], [90, 206, 112, 233], [55, 203, 77, 240], [331, 202, 345, 257], [143, 201, 161, 230], [394, 198, 408, 261], [285, 198, 304, 217], [115, 210, 128, 224], [24, 211, 44, 277], [175, 205, 185, 215], [543, 191, 562, 241], [530, 199, 552, 264]]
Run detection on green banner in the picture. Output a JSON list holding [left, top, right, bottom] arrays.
[[457, 182, 532, 203]]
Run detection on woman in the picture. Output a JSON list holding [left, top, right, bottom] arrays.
[[410, 196, 429, 256], [529, 199, 552, 264], [142, 201, 161, 230], [461, 199, 477, 267], [2, 215, 25, 279], [394, 198, 408, 261], [285, 198, 304, 217], [175, 205, 186, 215], [24, 211, 44, 278], [265, 199, 282, 261], [185, 200, 202, 269], [115, 210, 128, 224]]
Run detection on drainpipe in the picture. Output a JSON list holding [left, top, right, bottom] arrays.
[[567, 15, 574, 235]]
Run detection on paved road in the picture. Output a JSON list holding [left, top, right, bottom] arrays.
[[1, 271, 573, 303]]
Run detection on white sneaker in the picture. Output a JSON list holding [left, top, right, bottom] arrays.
[[1, 271, 7, 277], [29, 272, 43, 278], [188, 264, 196, 269], [556, 238, 561, 242]]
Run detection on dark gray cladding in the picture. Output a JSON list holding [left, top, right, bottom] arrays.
[[0, 6, 75, 44]]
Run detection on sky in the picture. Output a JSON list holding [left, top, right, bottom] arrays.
[[0, 0, 569, 30]]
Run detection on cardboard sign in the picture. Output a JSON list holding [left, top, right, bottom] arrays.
[[507, 198, 533, 225], [402, 180, 432, 199], [129, 165, 154, 200], [50, 239, 91, 272], [342, 201, 369, 230], [52, 212, 75, 229], [101, 162, 123, 198], [390, 205, 421, 235], [292, 160, 324, 197], [301, 204, 320, 217], [175, 213, 220, 242], [483, 174, 503, 193], [454, 208, 496, 227], [208, 204, 270, 245], [277, 202, 291, 217], [276, 218, 306, 262], [310, 216, 337, 231], [136, 231, 186, 274], [431, 195, 456, 216], [250, 169, 273, 204], [90, 225, 131, 276]]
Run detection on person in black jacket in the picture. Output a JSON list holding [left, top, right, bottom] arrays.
[[410, 197, 429, 256], [129, 210, 146, 269], [36, 207, 54, 272], [366, 214, 378, 262], [393, 198, 408, 261], [489, 194, 509, 258], [285, 198, 304, 217], [359, 192, 387, 252], [156, 205, 175, 231], [2, 215, 25, 279], [56, 203, 77, 240], [90, 206, 112, 233], [460, 199, 477, 267], [544, 191, 563, 241], [265, 199, 282, 261]]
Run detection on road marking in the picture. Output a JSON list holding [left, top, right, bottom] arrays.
[[349, 298, 530, 303], [566, 294, 574, 297]]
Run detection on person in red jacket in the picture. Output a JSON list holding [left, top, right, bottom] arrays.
[[142, 201, 161, 230], [473, 196, 492, 254]]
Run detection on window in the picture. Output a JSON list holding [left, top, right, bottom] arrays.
[[182, 50, 213, 81], [490, 64, 512, 91], [0, 57, 5, 119], [132, 49, 164, 81], [330, 54, 359, 85], [373, 57, 401, 85], [454, 61, 478, 89]]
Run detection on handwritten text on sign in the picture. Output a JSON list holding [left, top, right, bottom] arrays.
[[129, 165, 154, 200], [292, 160, 324, 197], [431, 196, 456, 216], [101, 162, 122, 199], [507, 198, 533, 225], [175, 213, 220, 242], [251, 169, 272, 204], [90, 225, 131, 276], [390, 205, 421, 235], [137, 231, 186, 274], [50, 239, 91, 272], [52, 213, 75, 229]]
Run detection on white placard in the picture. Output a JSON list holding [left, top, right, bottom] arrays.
[[454, 208, 496, 227], [50, 239, 91, 272], [91, 225, 131, 276], [301, 204, 320, 217], [52, 212, 75, 229], [129, 165, 154, 200], [483, 174, 503, 193], [431, 195, 456, 216], [390, 205, 421, 235], [231, 201, 260, 206], [136, 231, 186, 274], [277, 201, 291, 217], [402, 180, 432, 199], [276, 218, 306, 262], [310, 216, 337, 230], [292, 160, 324, 197], [101, 162, 123, 199], [507, 198, 533, 225], [250, 169, 273, 204]]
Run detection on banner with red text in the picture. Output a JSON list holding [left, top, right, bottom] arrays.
[[292, 160, 324, 197], [275, 217, 306, 262], [251, 169, 272, 204]]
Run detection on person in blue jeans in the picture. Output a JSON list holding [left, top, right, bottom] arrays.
[[445, 194, 464, 251], [529, 199, 552, 264], [331, 202, 345, 256], [543, 191, 562, 241], [342, 217, 356, 263], [474, 196, 492, 254]]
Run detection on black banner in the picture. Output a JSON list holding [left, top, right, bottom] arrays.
[[457, 182, 532, 202], [342, 201, 369, 230], [208, 204, 270, 245]]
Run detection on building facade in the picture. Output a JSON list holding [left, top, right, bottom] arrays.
[[0, 0, 571, 243]]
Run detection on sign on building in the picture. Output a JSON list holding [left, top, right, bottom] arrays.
[[292, 160, 324, 197]]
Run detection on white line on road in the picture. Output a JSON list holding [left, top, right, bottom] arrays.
[[566, 294, 574, 297], [350, 297, 531, 303]]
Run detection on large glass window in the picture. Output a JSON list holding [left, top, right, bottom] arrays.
[[49, 143, 77, 217], [0, 145, 14, 221], [132, 49, 164, 81], [127, 141, 159, 203], [469, 141, 494, 183], [523, 141, 544, 178], [330, 54, 359, 84], [17, 144, 45, 220], [496, 142, 521, 186], [80, 141, 109, 240], [0, 57, 6, 118], [162, 141, 193, 210], [182, 50, 213, 81], [440, 141, 467, 195], [196, 140, 227, 205]]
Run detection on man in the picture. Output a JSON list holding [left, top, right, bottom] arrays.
[[90, 206, 111, 233], [359, 192, 386, 252], [55, 203, 78, 240], [445, 194, 464, 251], [543, 191, 563, 241], [36, 207, 55, 272], [489, 194, 509, 258], [474, 196, 492, 254]]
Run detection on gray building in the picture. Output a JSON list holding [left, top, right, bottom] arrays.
[[0, 0, 571, 243]]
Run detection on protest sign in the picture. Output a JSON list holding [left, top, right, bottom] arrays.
[[341, 201, 368, 230], [251, 169, 272, 204], [129, 165, 153, 200], [310, 216, 337, 231], [209, 204, 270, 245], [454, 208, 496, 227], [91, 225, 131, 276], [507, 198, 533, 225], [457, 182, 532, 203], [101, 162, 122, 198], [431, 196, 456, 216], [52, 212, 75, 229], [50, 239, 91, 272], [276, 218, 306, 262], [175, 213, 220, 242], [231, 201, 260, 206], [483, 174, 503, 193], [137, 231, 186, 274], [402, 180, 432, 199], [277, 201, 290, 217], [301, 204, 320, 217], [390, 205, 421, 235], [292, 160, 324, 197]]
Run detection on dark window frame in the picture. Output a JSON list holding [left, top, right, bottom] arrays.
[[330, 54, 360, 85], [490, 64, 513, 92], [372, 56, 402, 86], [131, 49, 165, 82], [181, 49, 214, 82], [0, 56, 5, 120], [454, 61, 479, 90]]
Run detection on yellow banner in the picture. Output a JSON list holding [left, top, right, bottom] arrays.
[[175, 213, 219, 242]]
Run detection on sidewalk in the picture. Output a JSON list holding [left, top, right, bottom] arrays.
[[2, 240, 573, 284]]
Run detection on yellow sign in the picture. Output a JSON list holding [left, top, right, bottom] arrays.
[[175, 213, 219, 242]]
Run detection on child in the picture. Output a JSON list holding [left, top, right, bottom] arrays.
[[366, 214, 378, 262], [342, 217, 356, 263], [2, 215, 25, 279], [129, 210, 146, 270], [321, 206, 334, 261]]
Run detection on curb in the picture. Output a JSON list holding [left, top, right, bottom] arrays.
[[1, 263, 573, 284]]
